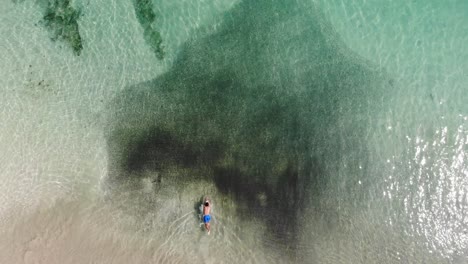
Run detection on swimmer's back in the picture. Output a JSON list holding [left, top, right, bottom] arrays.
[[203, 200, 211, 215]]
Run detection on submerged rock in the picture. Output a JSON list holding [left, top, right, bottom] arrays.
[[40, 0, 83, 55], [133, 0, 164, 59]]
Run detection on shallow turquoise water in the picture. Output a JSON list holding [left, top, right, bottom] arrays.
[[0, 0, 467, 263]]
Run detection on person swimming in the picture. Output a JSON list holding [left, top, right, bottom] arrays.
[[203, 199, 211, 235]]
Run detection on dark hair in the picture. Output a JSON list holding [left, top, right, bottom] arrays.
[[205, 202, 209, 206]]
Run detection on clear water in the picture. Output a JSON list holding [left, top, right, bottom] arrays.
[[0, 0, 467, 263]]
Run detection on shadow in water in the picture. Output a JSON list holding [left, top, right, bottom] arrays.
[[103, 0, 391, 259]]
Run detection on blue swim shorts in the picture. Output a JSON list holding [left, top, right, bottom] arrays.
[[203, 214, 211, 223]]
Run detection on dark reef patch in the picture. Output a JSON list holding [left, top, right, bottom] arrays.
[[133, 0, 164, 59], [40, 0, 83, 55], [118, 126, 224, 175], [104, 0, 392, 256]]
